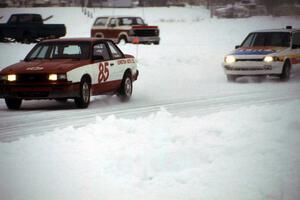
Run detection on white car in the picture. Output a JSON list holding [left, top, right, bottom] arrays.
[[223, 26, 300, 81]]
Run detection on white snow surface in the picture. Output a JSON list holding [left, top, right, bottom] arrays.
[[0, 6, 300, 200], [1, 103, 300, 200]]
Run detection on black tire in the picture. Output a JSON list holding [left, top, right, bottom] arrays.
[[279, 61, 291, 81], [118, 72, 133, 101], [22, 33, 33, 44], [0, 32, 4, 42], [118, 35, 127, 44], [227, 75, 238, 82], [153, 41, 160, 45], [5, 98, 22, 110], [74, 78, 91, 108]]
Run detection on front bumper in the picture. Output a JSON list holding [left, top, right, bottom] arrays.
[[223, 61, 283, 75], [128, 36, 160, 43], [0, 81, 80, 100]]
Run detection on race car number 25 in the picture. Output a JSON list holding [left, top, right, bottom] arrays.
[[98, 62, 109, 83]]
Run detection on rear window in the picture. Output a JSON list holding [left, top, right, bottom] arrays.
[[241, 32, 291, 47], [8, 15, 42, 24]]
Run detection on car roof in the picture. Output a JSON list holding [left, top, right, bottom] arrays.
[[253, 28, 300, 33], [11, 13, 41, 16], [41, 37, 113, 44]]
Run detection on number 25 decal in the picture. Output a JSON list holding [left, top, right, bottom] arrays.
[[98, 62, 109, 83]]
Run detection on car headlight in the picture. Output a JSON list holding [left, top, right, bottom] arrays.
[[7, 74, 16, 82], [49, 74, 67, 81], [49, 74, 58, 81], [264, 56, 274, 63], [225, 55, 236, 64]]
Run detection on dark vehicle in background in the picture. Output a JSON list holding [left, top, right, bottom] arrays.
[[0, 13, 66, 43], [91, 16, 160, 45]]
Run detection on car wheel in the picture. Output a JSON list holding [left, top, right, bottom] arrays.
[[5, 98, 22, 110], [23, 33, 33, 44], [74, 78, 91, 108], [118, 72, 132, 101], [0, 32, 4, 42], [226, 75, 238, 82], [279, 61, 291, 81], [118, 35, 127, 44]]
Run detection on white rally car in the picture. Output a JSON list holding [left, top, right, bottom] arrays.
[[0, 38, 138, 109], [223, 26, 300, 81]]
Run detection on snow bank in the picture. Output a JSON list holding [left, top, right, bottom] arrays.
[[1, 101, 300, 200]]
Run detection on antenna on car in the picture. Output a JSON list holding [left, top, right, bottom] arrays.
[[43, 15, 53, 21], [286, 26, 293, 29]]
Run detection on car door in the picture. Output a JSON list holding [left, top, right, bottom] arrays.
[[291, 31, 300, 67], [106, 41, 126, 81], [107, 18, 119, 41], [92, 42, 116, 93]]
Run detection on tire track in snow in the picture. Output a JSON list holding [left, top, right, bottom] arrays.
[[0, 88, 300, 142]]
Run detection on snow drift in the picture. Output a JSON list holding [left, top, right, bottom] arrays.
[[1, 101, 300, 200]]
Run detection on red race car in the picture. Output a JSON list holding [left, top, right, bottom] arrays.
[[0, 38, 139, 109]]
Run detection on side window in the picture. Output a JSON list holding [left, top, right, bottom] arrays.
[[120, 18, 133, 26], [93, 43, 110, 60], [107, 42, 123, 59], [63, 45, 81, 55], [293, 32, 300, 48], [19, 15, 33, 23], [108, 18, 117, 27]]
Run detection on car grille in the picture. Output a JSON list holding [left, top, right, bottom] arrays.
[[17, 74, 49, 83], [133, 29, 159, 37], [224, 65, 272, 71]]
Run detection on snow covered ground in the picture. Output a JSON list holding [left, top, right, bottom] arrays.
[[0, 6, 300, 200], [1, 103, 300, 200]]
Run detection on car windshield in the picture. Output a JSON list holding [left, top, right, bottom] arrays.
[[241, 32, 291, 47], [25, 42, 90, 61], [119, 17, 145, 26]]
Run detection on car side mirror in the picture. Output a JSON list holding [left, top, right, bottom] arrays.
[[235, 45, 241, 49], [92, 55, 104, 61]]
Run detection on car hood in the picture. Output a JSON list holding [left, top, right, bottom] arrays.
[[0, 59, 91, 74], [232, 46, 287, 56]]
